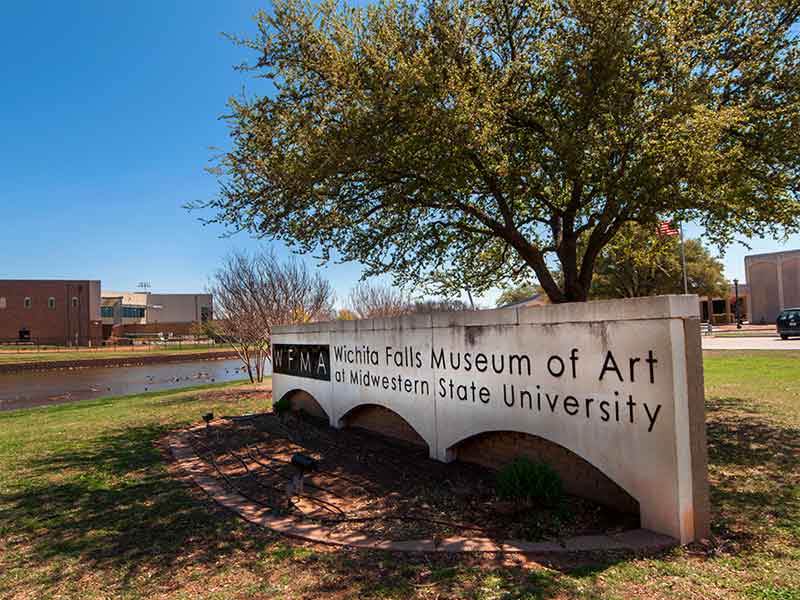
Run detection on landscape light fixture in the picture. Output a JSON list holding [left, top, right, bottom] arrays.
[[291, 453, 318, 473], [289, 453, 318, 498]]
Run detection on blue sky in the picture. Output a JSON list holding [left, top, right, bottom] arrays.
[[0, 1, 366, 302], [1, 1, 797, 306]]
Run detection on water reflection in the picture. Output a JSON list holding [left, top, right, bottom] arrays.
[[0, 359, 269, 411]]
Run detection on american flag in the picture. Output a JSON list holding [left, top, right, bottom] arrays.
[[657, 221, 679, 236]]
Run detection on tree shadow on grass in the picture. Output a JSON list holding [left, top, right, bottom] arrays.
[[0, 420, 590, 598], [705, 396, 800, 550], [0, 422, 281, 592]]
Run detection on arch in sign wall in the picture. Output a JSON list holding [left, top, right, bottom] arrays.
[[279, 389, 330, 421], [339, 403, 429, 450], [447, 429, 640, 516]]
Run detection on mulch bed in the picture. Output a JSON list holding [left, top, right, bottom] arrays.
[[186, 411, 638, 543]]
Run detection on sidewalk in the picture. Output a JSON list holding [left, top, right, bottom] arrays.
[[702, 336, 800, 350]]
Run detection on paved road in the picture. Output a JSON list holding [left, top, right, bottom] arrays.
[[702, 336, 800, 350]]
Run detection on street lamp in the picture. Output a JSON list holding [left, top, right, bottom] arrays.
[[733, 278, 741, 329]]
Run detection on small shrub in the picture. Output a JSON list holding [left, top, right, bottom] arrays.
[[273, 395, 291, 415], [496, 458, 563, 506]]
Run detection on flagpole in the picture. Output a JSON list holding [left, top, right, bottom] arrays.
[[679, 222, 689, 295]]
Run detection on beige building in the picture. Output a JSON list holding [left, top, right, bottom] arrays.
[[698, 283, 749, 326], [498, 292, 550, 309], [101, 291, 212, 327], [745, 249, 800, 324]]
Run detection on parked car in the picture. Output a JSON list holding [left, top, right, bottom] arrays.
[[776, 308, 800, 339]]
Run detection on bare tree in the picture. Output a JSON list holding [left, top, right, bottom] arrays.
[[335, 308, 358, 320], [208, 251, 334, 383], [411, 299, 470, 314], [347, 283, 411, 319]]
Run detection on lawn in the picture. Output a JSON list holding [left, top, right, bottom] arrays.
[[0, 343, 234, 366], [0, 352, 798, 599]]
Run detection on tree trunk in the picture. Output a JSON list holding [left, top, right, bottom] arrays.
[[244, 350, 255, 383], [563, 275, 589, 303]]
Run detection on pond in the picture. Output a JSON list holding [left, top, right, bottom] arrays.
[[0, 358, 270, 411]]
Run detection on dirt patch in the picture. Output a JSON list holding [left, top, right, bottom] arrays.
[[185, 411, 638, 543]]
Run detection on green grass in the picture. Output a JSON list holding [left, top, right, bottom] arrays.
[[0, 344, 234, 365], [704, 351, 800, 423], [0, 352, 798, 599]]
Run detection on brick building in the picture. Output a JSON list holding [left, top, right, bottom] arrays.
[[0, 280, 102, 345]]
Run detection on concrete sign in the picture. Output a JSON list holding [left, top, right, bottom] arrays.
[[272, 295, 710, 543]]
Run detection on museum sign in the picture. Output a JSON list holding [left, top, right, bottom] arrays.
[[271, 295, 710, 543]]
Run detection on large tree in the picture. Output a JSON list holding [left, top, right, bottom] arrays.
[[591, 224, 729, 299], [205, 0, 800, 302]]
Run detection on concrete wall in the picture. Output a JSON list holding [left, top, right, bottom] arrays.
[[746, 249, 800, 323], [148, 294, 212, 323], [272, 295, 710, 544], [101, 292, 212, 325]]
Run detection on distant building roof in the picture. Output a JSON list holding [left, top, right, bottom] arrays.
[[745, 248, 800, 260], [499, 293, 549, 309]]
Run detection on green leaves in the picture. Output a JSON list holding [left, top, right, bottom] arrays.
[[591, 223, 729, 299], [205, 0, 800, 302]]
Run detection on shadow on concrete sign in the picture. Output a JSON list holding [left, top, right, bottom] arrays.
[[271, 295, 710, 544]]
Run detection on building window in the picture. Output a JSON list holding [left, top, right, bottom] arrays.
[[121, 306, 146, 319], [200, 306, 211, 322], [101, 306, 114, 318], [72, 297, 79, 308], [24, 297, 32, 309], [48, 297, 56, 310], [0, 297, 6, 310]]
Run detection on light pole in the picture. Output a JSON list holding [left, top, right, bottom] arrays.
[[733, 278, 741, 329]]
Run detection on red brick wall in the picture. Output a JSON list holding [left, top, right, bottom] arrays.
[[285, 394, 639, 515], [0, 280, 101, 346]]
